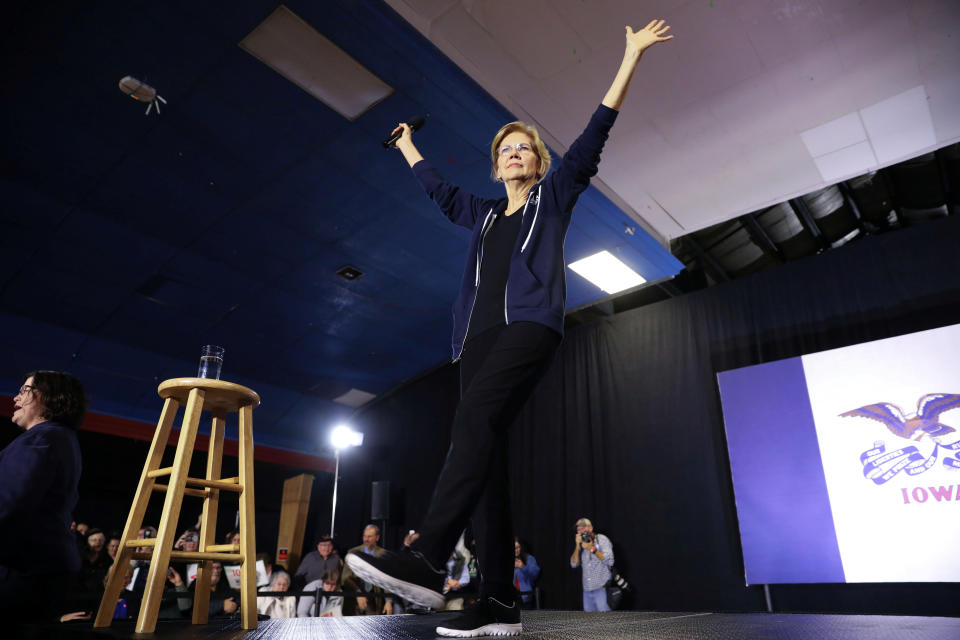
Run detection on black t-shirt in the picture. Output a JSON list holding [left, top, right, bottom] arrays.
[[466, 208, 523, 342]]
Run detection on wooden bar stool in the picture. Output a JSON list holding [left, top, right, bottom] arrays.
[[94, 378, 260, 633]]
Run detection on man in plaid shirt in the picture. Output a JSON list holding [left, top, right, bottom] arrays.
[[569, 518, 614, 611]]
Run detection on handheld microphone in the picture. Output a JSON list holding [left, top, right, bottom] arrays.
[[383, 116, 425, 148]]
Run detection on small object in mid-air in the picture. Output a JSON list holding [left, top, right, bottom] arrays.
[[118, 75, 167, 115]]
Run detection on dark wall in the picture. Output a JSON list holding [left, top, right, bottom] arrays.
[[337, 214, 960, 615], [332, 363, 461, 551]]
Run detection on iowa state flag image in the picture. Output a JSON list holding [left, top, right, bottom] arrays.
[[718, 322, 960, 585]]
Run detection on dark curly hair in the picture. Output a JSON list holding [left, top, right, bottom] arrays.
[[23, 370, 88, 430], [514, 536, 530, 564]]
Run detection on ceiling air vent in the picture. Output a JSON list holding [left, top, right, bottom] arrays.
[[336, 266, 363, 281]]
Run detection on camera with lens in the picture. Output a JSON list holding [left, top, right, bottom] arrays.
[[580, 532, 592, 543]]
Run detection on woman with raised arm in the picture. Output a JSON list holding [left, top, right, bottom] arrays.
[[347, 20, 673, 638]]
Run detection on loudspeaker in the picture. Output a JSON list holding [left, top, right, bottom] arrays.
[[371, 481, 390, 521]]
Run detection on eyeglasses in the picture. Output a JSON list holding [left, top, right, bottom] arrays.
[[498, 142, 534, 157], [16, 384, 35, 396]]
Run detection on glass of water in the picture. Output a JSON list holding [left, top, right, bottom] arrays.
[[198, 345, 225, 380]]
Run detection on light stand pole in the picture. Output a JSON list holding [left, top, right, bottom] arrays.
[[328, 425, 363, 540], [330, 448, 340, 538]]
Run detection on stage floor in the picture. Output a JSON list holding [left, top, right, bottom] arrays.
[[44, 610, 960, 639]]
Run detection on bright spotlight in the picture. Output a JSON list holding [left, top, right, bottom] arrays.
[[330, 425, 363, 450]]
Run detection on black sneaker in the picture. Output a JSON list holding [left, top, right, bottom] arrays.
[[435, 596, 522, 637], [345, 548, 446, 610]]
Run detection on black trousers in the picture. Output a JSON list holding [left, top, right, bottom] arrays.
[[417, 321, 560, 597]]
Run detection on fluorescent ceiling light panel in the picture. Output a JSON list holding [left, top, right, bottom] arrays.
[[859, 85, 936, 165], [568, 251, 646, 294], [333, 388, 377, 408], [811, 140, 877, 183], [239, 5, 393, 120], [800, 112, 867, 158]]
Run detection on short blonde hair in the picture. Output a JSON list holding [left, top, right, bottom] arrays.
[[490, 121, 551, 182]]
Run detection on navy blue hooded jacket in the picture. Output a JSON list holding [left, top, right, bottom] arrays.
[[413, 104, 619, 360]]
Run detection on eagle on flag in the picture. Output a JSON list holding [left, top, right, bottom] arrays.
[[840, 393, 960, 440]]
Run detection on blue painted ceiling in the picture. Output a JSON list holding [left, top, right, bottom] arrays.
[[1, 0, 681, 454]]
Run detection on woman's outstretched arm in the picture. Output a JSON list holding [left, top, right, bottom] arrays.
[[602, 19, 674, 111]]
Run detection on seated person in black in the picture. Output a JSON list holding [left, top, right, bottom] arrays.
[[0, 371, 87, 624]]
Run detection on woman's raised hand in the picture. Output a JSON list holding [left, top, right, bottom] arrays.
[[391, 122, 414, 147], [625, 19, 673, 57], [390, 122, 425, 168]]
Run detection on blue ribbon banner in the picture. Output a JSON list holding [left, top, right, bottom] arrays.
[[860, 439, 960, 484]]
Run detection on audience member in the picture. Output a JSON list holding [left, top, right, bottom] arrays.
[[175, 528, 200, 553], [569, 517, 614, 612], [298, 570, 343, 618], [137, 525, 158, 548], [80, 527, 114, 594], [340, 525, 394, 615], [295, 535, 341, 586], [256, 569, 296, 618], [129, 525, 158, 594], [168, 561, 238, 618], [256, 551, 274, 586], [106, 531, 122, 561], [442, 535, 473, 611], [79, 565, 140, 622], [513, 537, 540, 608], [0, 371, 87, 624], [169, 527, 200, 587]]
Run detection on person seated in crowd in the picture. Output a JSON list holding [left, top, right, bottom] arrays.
[[111, 563, 140, 621], [298, 570, 343, 618], [224, 529, 241, 546], [128, 525, 158, 594], [69, 562, 139, 622], [340, 525, 394, 615], [442, 535, 473, 611], [256, 569, 296, 618], [0, 371, 87, 625], [513, 537, 540, 608], [295, 535, 341, 587], [168, 561, 238, 618], [256, 551, 275, 586], [137, 525, 158, 549], [170, 527, 201, 585], [175, 527, 201, 553], [106, 531, 122, 561], [80, 527, 114, 594]]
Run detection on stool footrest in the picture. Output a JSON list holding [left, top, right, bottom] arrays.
[[125, 539, 156, 548], [153, 483, 207, 498], [130, 550, 243, 563], [122, 540, 240, 552], [186, 476, 241, 492], [145, 471, 241, 493]]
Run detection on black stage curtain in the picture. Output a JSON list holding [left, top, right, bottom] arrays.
[[346, 215, 960, 615]]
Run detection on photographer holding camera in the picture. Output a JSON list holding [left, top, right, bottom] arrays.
[[569, 518, 614, 611]]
